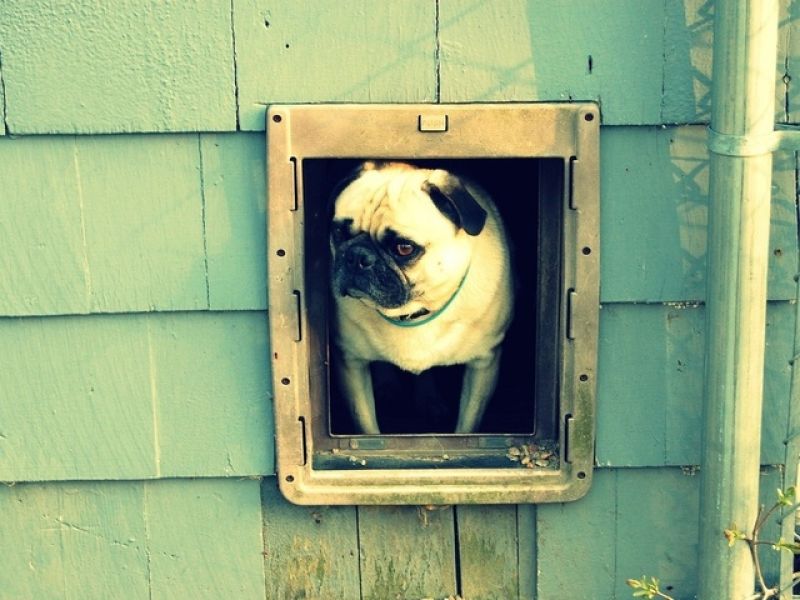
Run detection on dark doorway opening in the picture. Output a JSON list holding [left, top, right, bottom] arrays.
[[302, 158, 565, 439]]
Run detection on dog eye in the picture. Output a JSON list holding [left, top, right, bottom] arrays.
[[394, 242, 415, 257]]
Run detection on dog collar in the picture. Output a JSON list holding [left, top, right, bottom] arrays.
[[377, 268, 470, 328]]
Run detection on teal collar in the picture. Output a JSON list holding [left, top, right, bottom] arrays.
[[377, 268, 469, 328]]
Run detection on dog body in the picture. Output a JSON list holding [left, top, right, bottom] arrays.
[[330, 162, 513, 434]]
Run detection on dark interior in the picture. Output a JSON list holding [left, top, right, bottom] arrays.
[[302, 158, 565, 438]]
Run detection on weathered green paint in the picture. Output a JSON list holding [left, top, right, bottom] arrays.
[[517, 505, 537, 599], [782, 0, 800, 123], [614, 469, 701, 598], [76, 135, 208, 312], [0, 315, 156, 480], [0, 1, 797, 134], [141, 312, 273, 478], [662, 0, 790, 125], [261, 478, 360, 599], [259, 478, 540, 599], [0, 302, 791, 482], [0, 312, 272, 481], [0, 0, 236, 133], [601, 127, 798, 303], [781, 263, 800, 594], [456, 505, 520, 599], [4, 472, 782, 599], [440, 0, 665, 125], [537, 469, 617, 599], [144, 479, 265, 599], [0, 136, 93, 316], [537, 468, 783, 599], [596, 302, 794, 468], [0, 481, 150, 600], [616, 468, 783, 599], [0, 133, 268, 316], [2, 127, 794, 317], [233, 0, 437, 131], [661, 0, 714, 125], [0, 479, 264, 600], [201, 133, 268, 310], [0, 2, 796, 598], [358, 505, 457, 600], [0, 134, 206, 314]]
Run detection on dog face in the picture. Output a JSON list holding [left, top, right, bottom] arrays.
[[330, 162, 488, 317]]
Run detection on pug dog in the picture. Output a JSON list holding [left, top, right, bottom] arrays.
[[330, 161, 514, 434]]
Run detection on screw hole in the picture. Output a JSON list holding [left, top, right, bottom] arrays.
[[577, 471, 586, 479], [582, 246, 592, 255], [272, 114, 282, 123], [579, 374, 589, 382], [584, 113, 595, 122], [276, 248, 286, 257], [285, 475, 294, 483], [281, 377, 290, 385]]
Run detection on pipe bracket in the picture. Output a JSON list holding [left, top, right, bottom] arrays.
[[707, 127, 780, 157], [708, 125, 800, 156]]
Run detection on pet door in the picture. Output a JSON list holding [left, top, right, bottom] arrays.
[[267, 103, 599, 505]]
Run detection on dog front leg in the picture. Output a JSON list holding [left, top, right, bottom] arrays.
[[337, 357, 381, 434], [455, 350, 502, 433]]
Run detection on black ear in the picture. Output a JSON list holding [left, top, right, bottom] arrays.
[[423, 174, 487, 236]]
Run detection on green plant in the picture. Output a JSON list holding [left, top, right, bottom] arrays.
[[627, 487, 800, 600], [626, 575, 676, 599]]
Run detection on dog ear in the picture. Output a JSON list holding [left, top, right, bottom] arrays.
[[423, 172, 488, 236]]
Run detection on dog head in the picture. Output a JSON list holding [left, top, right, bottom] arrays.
[[330, 162, 488, 318]]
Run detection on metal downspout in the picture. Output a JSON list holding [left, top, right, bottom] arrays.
[[699, 1, 779, 598]]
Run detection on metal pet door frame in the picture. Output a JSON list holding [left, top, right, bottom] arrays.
[[267, 103, 599, 505]]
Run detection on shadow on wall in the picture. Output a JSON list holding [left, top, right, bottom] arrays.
[[663, 0, 714, 123]]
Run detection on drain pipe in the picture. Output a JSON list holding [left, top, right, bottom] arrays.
[[699, 0, 779, 598]]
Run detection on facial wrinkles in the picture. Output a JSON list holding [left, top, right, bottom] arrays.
[[369, 172, 410, 239], [379, 170, 427, 241], [361, 182, 387, 240], [353, 177, 388, 236]]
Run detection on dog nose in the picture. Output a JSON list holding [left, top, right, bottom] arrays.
[[347, 246, 376, 270]]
